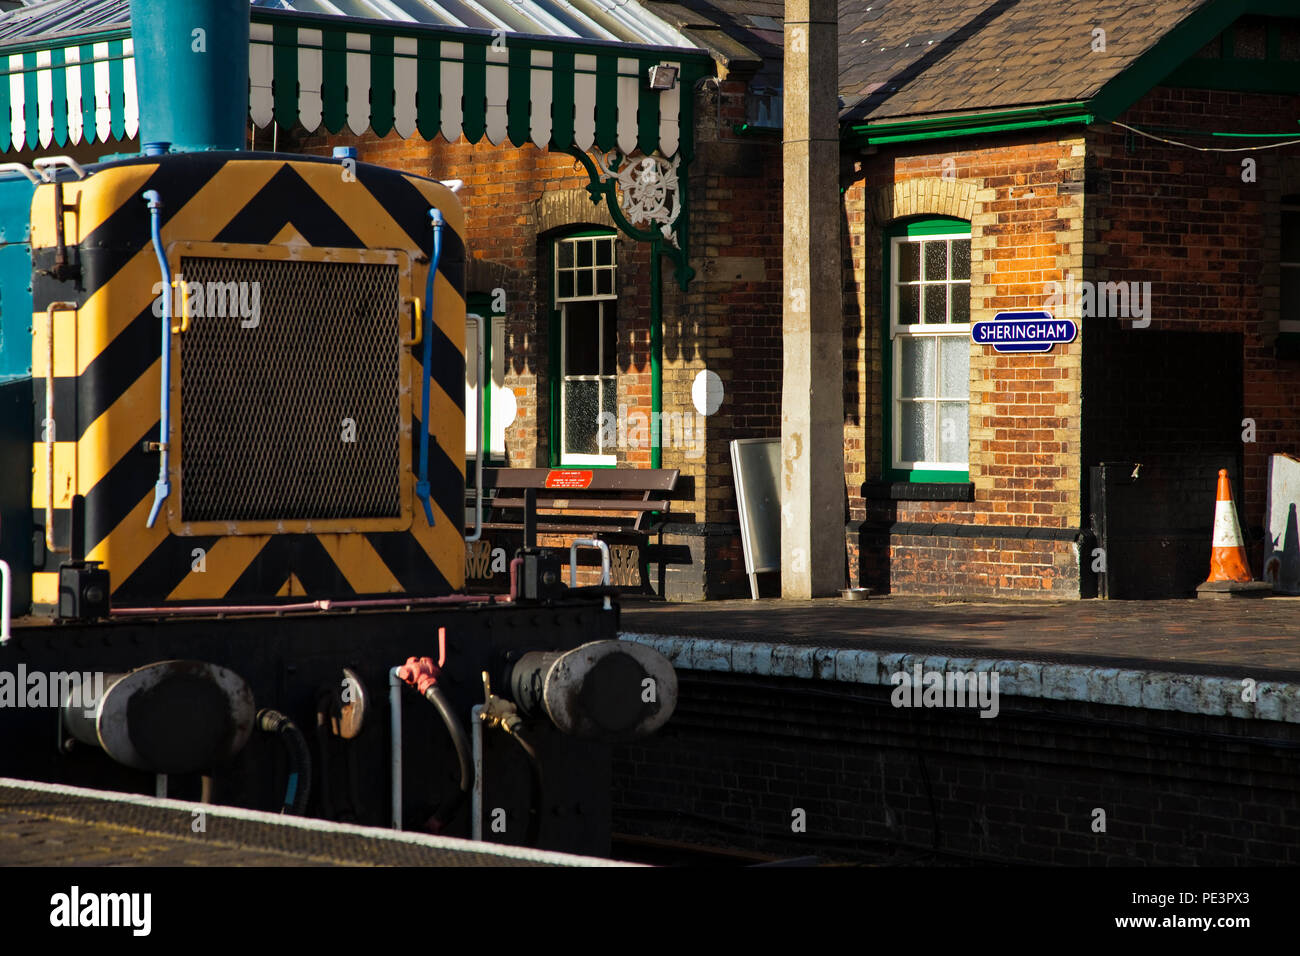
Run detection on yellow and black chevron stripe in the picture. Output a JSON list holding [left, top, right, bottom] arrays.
[[30, 153, 466, 606]]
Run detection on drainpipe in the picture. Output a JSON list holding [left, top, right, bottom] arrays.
[[471, 702, 485, 840], [389, 666, 403, 829]]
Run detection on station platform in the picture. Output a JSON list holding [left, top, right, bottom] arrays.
[[0, 778, 628, 867], [620, 596, 1300, 724]]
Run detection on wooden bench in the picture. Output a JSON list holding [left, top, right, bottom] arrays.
[[464, 467, 680, 590]]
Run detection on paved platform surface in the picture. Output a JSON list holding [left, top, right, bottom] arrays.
[[621, 596, 1300, 681], [0, 779, 627, 867]]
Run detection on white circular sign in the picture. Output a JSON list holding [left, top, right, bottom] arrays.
[[692, 369, 723, 417], [496, 387, 518, 429]]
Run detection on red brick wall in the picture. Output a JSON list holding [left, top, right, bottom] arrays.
[[1088, 84, 1300, 555], [845, 82, 1300, 598], [845, 133, 1086, 597], [678, 79, 785, 529], [287, 125, 657, 472]]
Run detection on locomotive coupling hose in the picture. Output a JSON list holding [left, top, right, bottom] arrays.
[[396, 644, 473, 831], [258, 708, 312, 815], [425, 685, 472, 796]]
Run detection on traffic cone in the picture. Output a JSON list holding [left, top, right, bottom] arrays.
[[1197, 469, 1270, 599], [1205, 469, 1252, 583]]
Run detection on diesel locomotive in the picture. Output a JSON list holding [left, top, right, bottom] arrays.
[[0, 0, 674, 858]]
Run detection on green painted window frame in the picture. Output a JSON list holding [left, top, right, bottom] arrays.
[[548, 228, 619, 469], [881, 216, 972, 484]]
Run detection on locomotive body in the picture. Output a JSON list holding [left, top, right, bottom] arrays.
[[3, 150, 467, 612], [0, 150, 667, 857]]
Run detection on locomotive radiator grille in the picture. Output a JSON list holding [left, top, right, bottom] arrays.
[[178, 256, 403, 523]]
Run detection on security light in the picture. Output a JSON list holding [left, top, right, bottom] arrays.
[[648, 65, 678, 90]]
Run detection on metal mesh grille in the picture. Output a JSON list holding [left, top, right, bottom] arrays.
[[179, 256, 402, 522]]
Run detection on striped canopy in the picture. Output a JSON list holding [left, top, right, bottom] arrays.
[[1, 34, 136, 151], [0, 10, 710, 157]]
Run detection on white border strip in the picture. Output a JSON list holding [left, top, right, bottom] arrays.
[[0, 777, 638, 867], [619, 633, 1300, 724]]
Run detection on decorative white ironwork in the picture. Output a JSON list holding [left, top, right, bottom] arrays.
[[592, 150, 682, 246]]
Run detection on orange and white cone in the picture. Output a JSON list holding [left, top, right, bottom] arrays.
[[1204, 469, 1253, 584]]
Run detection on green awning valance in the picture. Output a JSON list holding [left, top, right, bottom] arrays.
[[0, 31, 135, 152], [250, 18, 707, 158], [0, 14, 710, 157]]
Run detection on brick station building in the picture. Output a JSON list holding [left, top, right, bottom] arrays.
[[5, 0, 1300, 600], [836, 0, 1300, 600]]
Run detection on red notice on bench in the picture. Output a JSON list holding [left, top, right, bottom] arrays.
[[544, 469, 594, 489]]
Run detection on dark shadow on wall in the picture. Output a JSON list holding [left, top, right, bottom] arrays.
[[842, 166, 864, 429], [1083, 325, 1245, 599]]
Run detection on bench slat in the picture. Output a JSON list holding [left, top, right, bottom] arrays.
[[485, 497, 670, 512], [477, 522, 643, 534]]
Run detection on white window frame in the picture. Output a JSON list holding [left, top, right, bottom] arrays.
[[555, 233, 618, 466], [890, 229, 972, 473], [465, 312, 509, 461]]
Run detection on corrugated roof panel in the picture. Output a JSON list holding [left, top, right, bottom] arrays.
[[0, 0, 127, 42], [499, 0, 584, 39], [588, 0, 684, 48], [410, 0, 502, 31], [0, 0, 696, 46], [528, 1, 620, 42]]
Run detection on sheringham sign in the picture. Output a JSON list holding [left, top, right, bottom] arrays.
[[971, 310, 1078, 353]]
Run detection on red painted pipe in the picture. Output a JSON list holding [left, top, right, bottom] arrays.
[[111, 592, 510, 618]]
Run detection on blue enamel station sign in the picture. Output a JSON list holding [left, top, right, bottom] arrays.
[[971, 311, 1078, 353]]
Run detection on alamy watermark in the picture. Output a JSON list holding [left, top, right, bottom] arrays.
[[50, 886, 151, 936], [597, 406, 705, 459], [152, 275, 262, 328], [0, 667, 104, 717], [593, 369, 723, 461], [890, 663, 1000, 718], [1044, 273, 1151, 327]]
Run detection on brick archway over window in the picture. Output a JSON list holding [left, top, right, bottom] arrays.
[[535, 187, 618, 235], [869, 177, 977, 224]]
